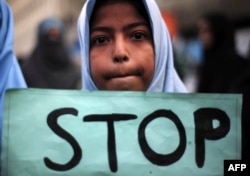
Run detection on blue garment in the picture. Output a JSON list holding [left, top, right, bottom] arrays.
[[77, 0, 187, 93], [0, 0, 27, 150]]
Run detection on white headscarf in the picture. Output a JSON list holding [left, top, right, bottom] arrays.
[[77, 0, 187, 93], [0, 0, 26, 153]]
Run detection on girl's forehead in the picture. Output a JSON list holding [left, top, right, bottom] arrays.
[[90, 0, 150, 27], [90, 2, 145, 27]]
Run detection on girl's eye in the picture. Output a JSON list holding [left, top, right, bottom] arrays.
[[131, 32, 146, 40], [92, 37, 109, 45]]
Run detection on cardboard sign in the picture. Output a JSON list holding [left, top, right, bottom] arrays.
[[1, 89, 242, 176]]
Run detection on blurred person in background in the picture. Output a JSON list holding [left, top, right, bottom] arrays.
[[196, 12, 248, 93], [0, 0, 27, 170], [196, 12, 250, 161], [20, 17, 81, 89]]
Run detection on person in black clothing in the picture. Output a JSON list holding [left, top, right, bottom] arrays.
[[197, 13, 247, 92], [21, 17, 81, 89], [196, 12, 250, 161]]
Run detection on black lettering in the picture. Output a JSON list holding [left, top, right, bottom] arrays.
[[194, 108, 230, 168], [44, 108, 82, 171], [138, 109, 186, 166], [84, 114, 137, 172]]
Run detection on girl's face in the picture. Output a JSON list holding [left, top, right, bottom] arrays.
[[89, 2, 154, 91]]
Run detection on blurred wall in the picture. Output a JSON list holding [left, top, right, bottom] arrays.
[[156, 0, 250, 30]]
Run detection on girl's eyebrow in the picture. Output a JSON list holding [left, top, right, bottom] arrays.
[[90, 21, 149, 34], [90, 26, 113, 34], [123, 22, 149, 31]]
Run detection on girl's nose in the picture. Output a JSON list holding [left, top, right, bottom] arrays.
[[112, 35, 129, 63]]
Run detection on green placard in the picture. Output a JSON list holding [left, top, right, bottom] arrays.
[[1, 89, 242, 176]]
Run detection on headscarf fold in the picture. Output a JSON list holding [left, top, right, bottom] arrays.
[[77, 0, 187, 93]]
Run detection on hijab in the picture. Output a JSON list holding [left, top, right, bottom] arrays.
[[0, 0, 26, 152], [77, 0, 187, 92]]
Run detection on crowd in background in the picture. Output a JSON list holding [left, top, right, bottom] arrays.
[[168, 12, 250, 93]]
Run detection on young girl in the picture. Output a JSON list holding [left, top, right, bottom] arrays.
[[77, 0, 186, 93]]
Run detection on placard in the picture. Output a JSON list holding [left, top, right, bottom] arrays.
[[1, 89, 242, 176]]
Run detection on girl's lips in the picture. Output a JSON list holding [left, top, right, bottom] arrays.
[[104, 70, 142, 80]]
